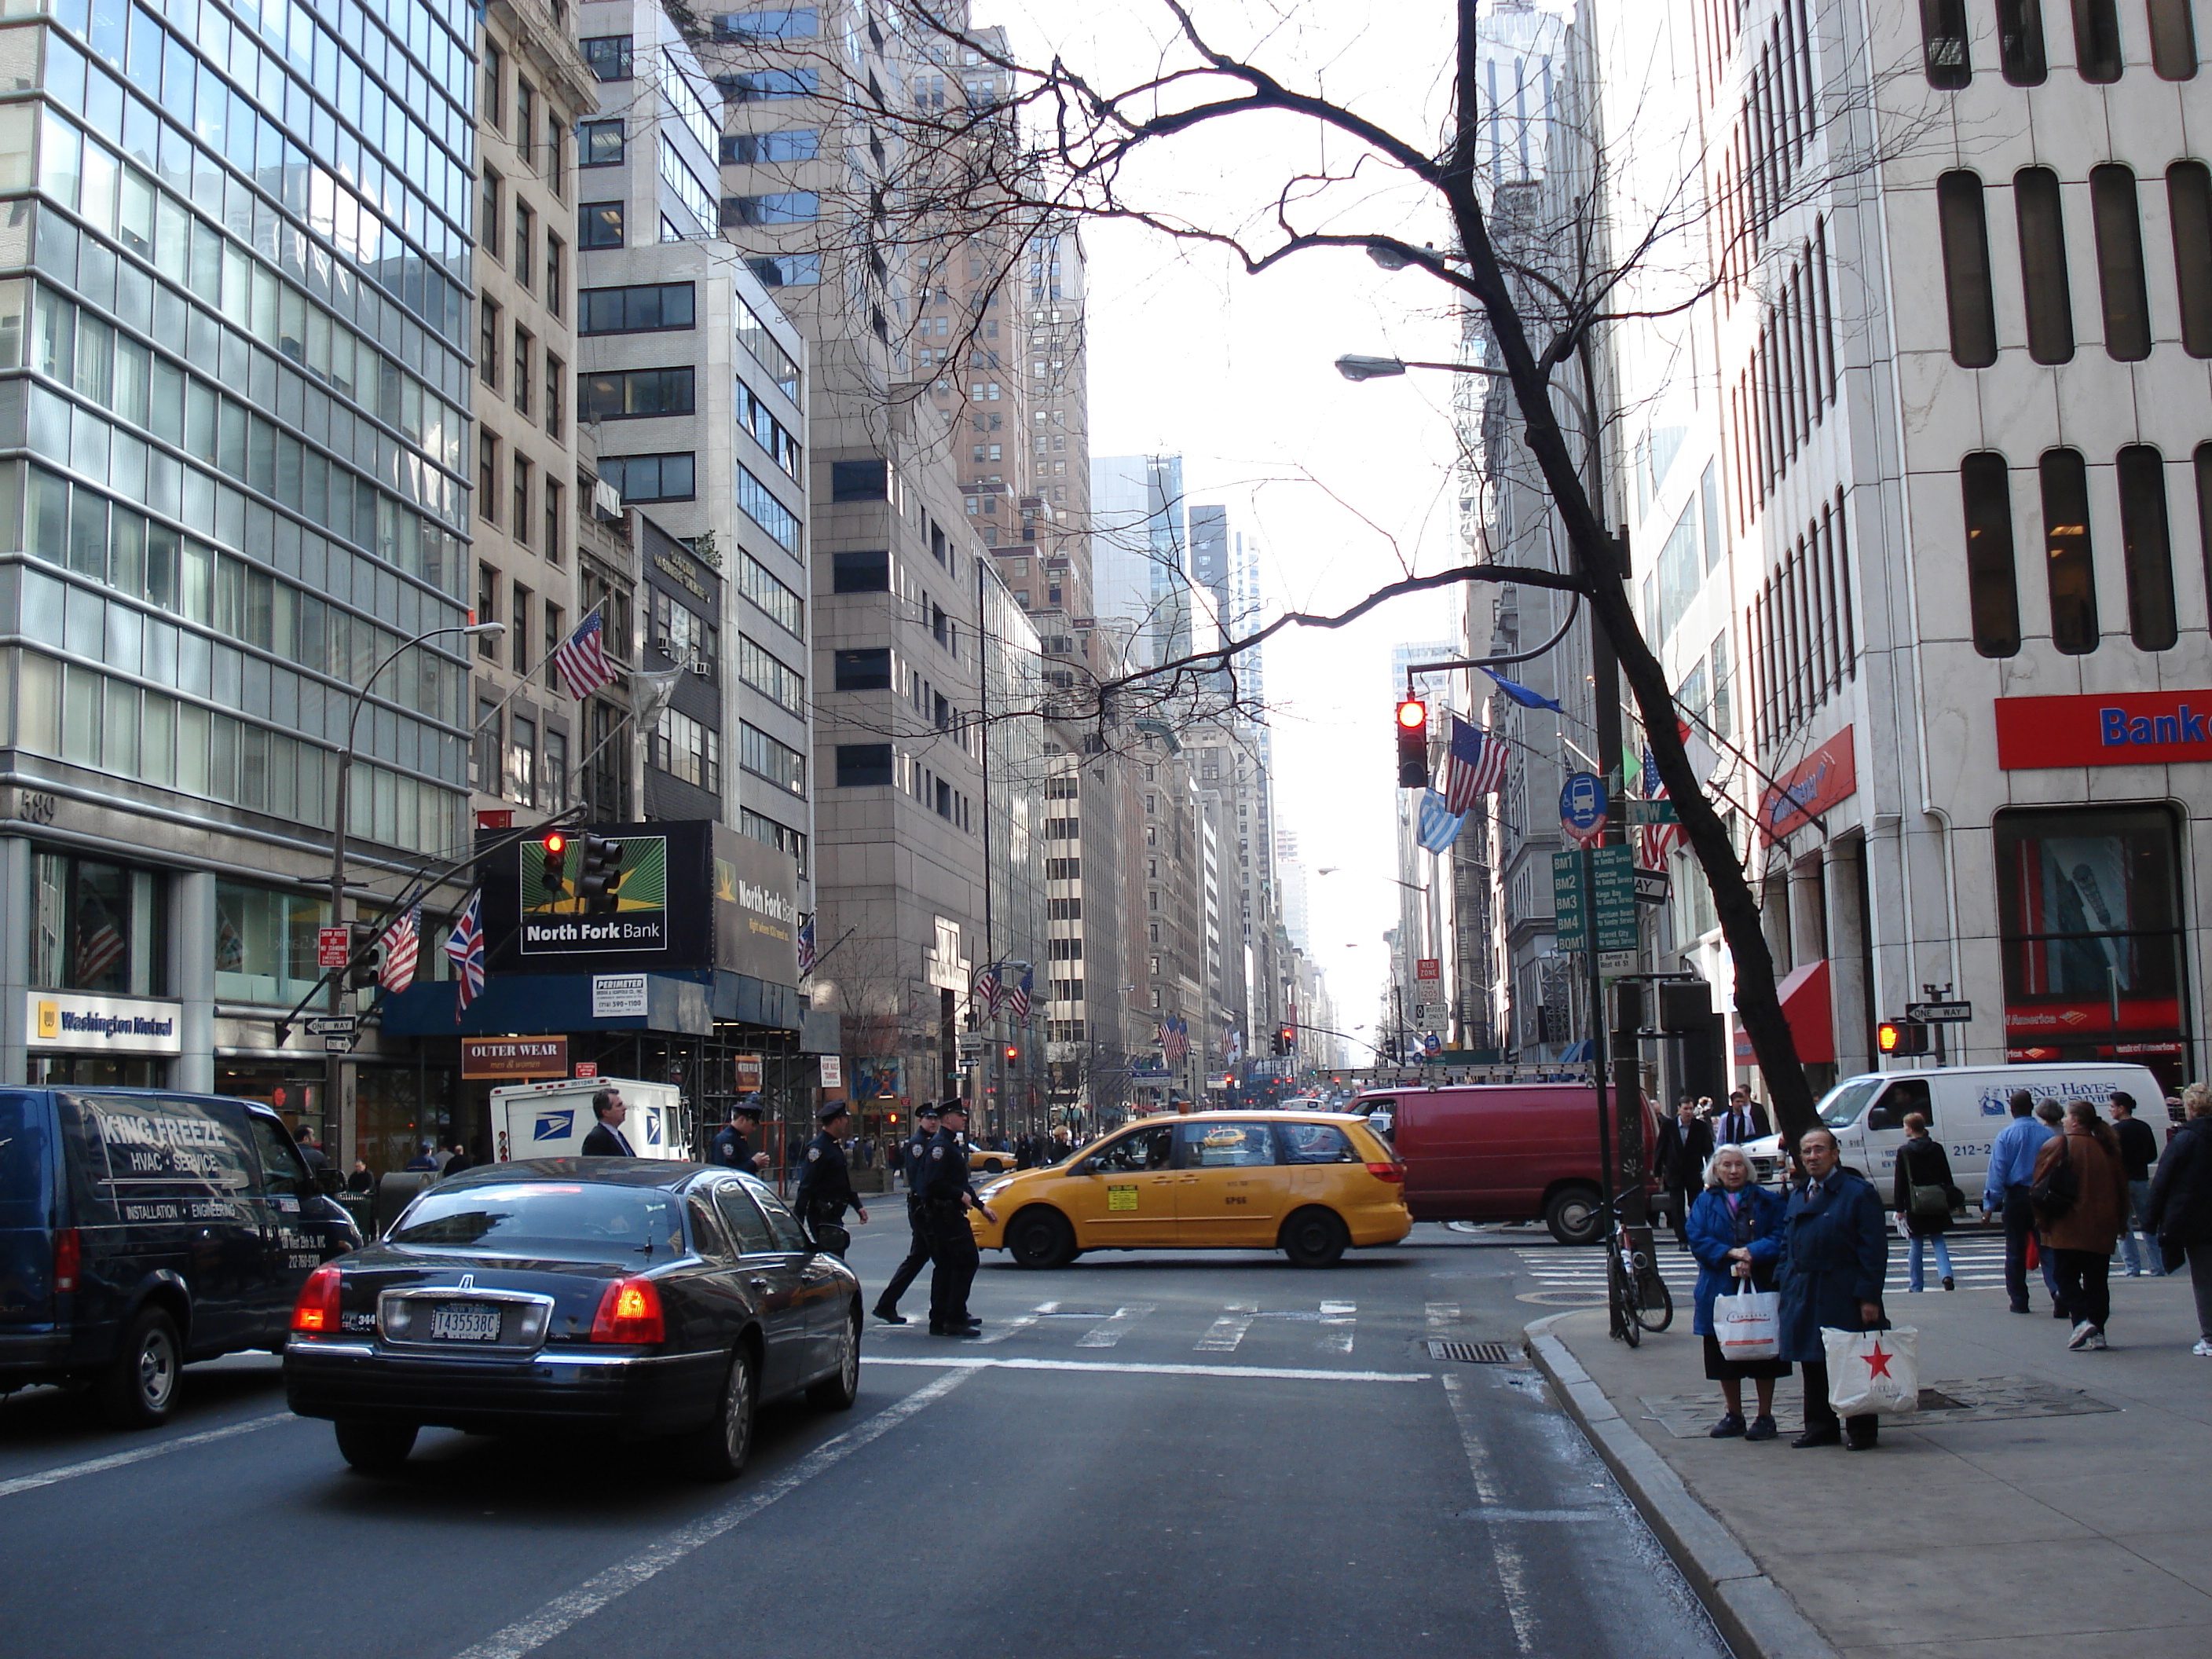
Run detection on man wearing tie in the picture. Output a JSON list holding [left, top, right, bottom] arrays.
[[580, 1086, 636, 1156], [1716, 1087, 1771, 1150]]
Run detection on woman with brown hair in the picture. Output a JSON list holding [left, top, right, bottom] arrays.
[[2031, 1099, 2131, 1351]]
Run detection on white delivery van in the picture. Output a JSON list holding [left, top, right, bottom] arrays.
[[1743, 1062, 2164, 1203], [488, 1077, 690, 1163]]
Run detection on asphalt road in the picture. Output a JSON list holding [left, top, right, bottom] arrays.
[[0, 1222, 1728, 1659]]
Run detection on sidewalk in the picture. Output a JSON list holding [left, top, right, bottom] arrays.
[[1529, 1273, 2212, 1659]]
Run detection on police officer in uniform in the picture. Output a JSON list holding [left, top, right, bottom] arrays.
[[919, 1099, 997, 1335], [872, 1103, 942, 1324], [793, 1104, 868, 1254], [709, 1100, 771, 1172]]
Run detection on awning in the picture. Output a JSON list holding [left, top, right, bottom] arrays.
[[1775, 959, 1836, 1064]]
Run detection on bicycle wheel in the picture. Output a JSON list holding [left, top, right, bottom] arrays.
[[1635, 1272, 1675, 1333], [1609, 1249, 1642, 1348]]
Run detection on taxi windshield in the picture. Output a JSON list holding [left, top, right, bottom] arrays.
[[389, 1183, 685, 1263], [1818, 1079, 1883, 1129]]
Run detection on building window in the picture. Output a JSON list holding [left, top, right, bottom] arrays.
[[513, 326, 533, 415], [737, 635, 804, 712], [741, 555, 805, 636], [513, 460, 532, 548], [740, 723, 806, 795], [211, 879, 323, 1007], [1997, 0, 2049, 82], [580, 202, 625, 249], [602, 453, 698, 503], [516, 79, 536, 170], [723, 68, 819, 99], [545, 602, 564, 691], [2148, 0, 2199, 77], [581, 119, 625, 167], [1961, 452, 2022, 657], [1937, 171, 1997, 367], [653, 590, 719, 680], [651, 708, 721, 793], [723, 192, 819, 226], [515, 202, 535, 290], [715, 8, 820, 40], [2115, 445, 2178, 650], [724, 129, 821, 163], [2166, 163, 2212, 356], [546, 354, 565, 438], [745, 254, 821, 287], [2072, 0, 2124, 82], [1921, 0, 1972, 86], [474, 695, 500, 787], [580, 283, 698, 334], [2198, 445, 2212, 605], [830, 459, 888, 500], [580, 368, 696, 419], [2090, 163, 2152, 361], [581, 35, 634, 79], [507, 712, 537, 805], [835, 744, 893, 787], [741, 808, 809, 876], [482, 40, 505, 131], [544, 482, 563, 566], [2039, 448, 2099, 654], [547, 236, 566, 317], [34, 853, 159, 994], [481, 169, 502, 259], [832, 550, 889, 591], [834, 647, 892, 690], [478, 437, 499, 525], [2014, 167, 2075, 364], [478, 295, 501, 387], [736, 465, 802, 554]]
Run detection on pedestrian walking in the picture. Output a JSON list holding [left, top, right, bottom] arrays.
[[2032, 1100, 2130, 1351], [794, 1104, 868, 1254], [442, 1141, 473, 1176], [873, 1102, 941, 1325], [1892, 1113, 1961, 1292], [1778, 1128, 1888, 1451], [1050, 1125, 1074, 1161], [2145, 1082, 2212, 1357], [405, 1142, 440, 1171], [1654, 1097, 1715, 1249], [579, 1087, 635, 1157], [294, 1126, 330, 1176], [1714, 1089, 1770, 1149], [2110, 1092, 2166, 1276], [1687, 1144, 1789, 1441], [709, 1101, 771, 1173], [919, 1100, 997, 1336], [1982, 1090, 2061, 1315]]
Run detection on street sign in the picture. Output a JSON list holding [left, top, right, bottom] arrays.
[[1623, 798, 1679, 824], [1905, 1001, 1973, 1023], [1415, 958, 1441, 982], [317, 927, 350, 969], [1415, 1002, 1446, 1024], [1551, 846, 1638, 954], [1421, 1033, 1442, 1057], [1598, 950, 1639, 975], [574, 1061, 599, 1078], [322, 1035, 354, 1053], [956, 1035, 987, 1058], [1559, 772, 1607, 849], [305, 1015, 358, 1037], [1634, 868, 1671, 904]]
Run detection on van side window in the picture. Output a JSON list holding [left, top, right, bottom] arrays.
[[246, 1113, 313, 1198], [1866, 1079, 1932, 1132], [58, 1093, 254, 1210], [1277, 1123, 1355, 1163]]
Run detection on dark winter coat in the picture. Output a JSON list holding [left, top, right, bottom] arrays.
[[1687, 1182, 1787, 1335], [2033, 1123, 2130, 1254], [1891, 1134, 1961, 1238], [2147, 1115, 2212, 1247], [1654, 1115, 1716, 1190], [1775, 1167, 1887, 1364]]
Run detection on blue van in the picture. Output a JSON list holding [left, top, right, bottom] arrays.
[[0, 1088, 362, 1426]]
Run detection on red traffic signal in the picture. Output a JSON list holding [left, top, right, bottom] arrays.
[[540, 830, 569, 899], [1395, 698, 1429, 788]]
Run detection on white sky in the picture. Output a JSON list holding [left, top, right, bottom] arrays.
[[986, 0, 1474, 1034]]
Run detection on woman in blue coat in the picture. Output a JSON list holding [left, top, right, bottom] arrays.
[[1687, 1144, 1791, 1440], [1778, 1127, 1890, 1450]]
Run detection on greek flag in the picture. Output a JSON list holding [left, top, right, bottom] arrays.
[[1417, 790, 1467, 854]]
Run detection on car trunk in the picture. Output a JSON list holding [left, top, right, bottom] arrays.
[[336, 1249, 626, 1346]]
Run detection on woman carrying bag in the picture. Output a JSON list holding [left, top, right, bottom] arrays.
[[1892, 1111, 1962, 1291], [1687, 1144, 1790, 1441]]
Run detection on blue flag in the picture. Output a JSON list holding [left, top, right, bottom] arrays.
[[1481, 666, 1564, 712], [1417, 790, 1467, 854]]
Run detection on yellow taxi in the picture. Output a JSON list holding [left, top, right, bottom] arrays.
[[969, 1111, 1411, 1269]]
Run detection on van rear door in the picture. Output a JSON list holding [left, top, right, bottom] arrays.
[[0, 1092, 59, 1332]]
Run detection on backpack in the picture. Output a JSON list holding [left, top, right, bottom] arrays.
[[2030, 1133, 2077, 1225]]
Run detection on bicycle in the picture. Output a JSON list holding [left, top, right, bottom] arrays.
[[1605, 1203, 1674, 1345]]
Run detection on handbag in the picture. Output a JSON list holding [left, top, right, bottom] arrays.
[[1822, 1324, 1920, 1416], [1902, 1144, 1953, 1219], [2030, 1134, 2078, 1225], [1715, 1276, 1780, 1362]]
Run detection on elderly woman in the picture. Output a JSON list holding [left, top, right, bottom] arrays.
[[2033, 1099, 2130, 1351], [1778, 1127, 1889, 1450], [1686, 1144, 1790, 1441]]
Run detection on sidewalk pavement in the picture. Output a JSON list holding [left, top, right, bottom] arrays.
[[1529, 1271, 2212, 1659]]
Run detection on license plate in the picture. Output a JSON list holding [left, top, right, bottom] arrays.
[[427, 1302, 504, 1342]]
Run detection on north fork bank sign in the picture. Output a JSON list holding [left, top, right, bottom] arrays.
[[28, 992, 185, 1055]]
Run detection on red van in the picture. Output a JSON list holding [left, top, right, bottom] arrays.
[[1353, 1083, 1661, 1244]]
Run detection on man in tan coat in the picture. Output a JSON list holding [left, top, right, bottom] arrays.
[[2032, 1100, 2132, 1351]]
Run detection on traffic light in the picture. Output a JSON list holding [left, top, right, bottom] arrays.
[[1395, 698, 1430, 788], [577, 834, 625, 913], [1275, 1023, 1296, 1054], [1877, 1020, 1931, 1057], [349, 943, 383, 992], [1003, 1044, 1020, 1064], [540, 830, 569, 903]]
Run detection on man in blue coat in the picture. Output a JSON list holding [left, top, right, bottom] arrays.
[[1778, 1128, 1889, 1449]]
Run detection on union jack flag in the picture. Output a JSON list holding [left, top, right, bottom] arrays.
[[1639, 745, 1683, 867], [553, 606, 620, 699], [1009, 967, 1033, 1023], [1441, 716, 1507, 814], [445, 891, 485, 1018], [379, 903, 422, 994]]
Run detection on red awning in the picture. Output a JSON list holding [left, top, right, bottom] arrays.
[[1775, 960, 1835, 1064]]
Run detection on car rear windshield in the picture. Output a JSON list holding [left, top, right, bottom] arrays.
[[0, 1096, 50, 1228], [388, 1184, 687, 1263]]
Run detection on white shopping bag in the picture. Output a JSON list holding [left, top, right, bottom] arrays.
[[1716, 1279, 1780, 1362], [1822, 1326, 1920, 1415]]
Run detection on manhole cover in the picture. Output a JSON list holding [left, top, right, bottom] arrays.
[[1427, 1339, 1518, 1364]]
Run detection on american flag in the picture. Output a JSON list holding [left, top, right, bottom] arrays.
[[1441, 715, 1507, 813], [797, 914, 815, 978], [553, 607, 620, 699], [1158, 1017, 1189, 1064], [972, 964, 1002, 1020], [1009, 967, 1033, 1022], [379, 904, 422, 994], [76, 895, 125, 983], [445, 891, 485, 1018], [1640, 745, 1683, 866]]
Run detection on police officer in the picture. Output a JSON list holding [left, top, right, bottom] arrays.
[[709, 1100, 771, 1173], [919, 1099, 997, 1336], [872, 1102, 942, 1324], [794, 1104, 868, 1254]]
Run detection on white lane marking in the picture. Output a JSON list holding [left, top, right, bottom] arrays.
[[449, 1369, 972, 1659], [0, 1412, 290, 1500], [1075, 1304, 1155, 1348], [1196, 1303, 1258, 1353], [1443, 1372, 1538, 1656], [1319, 1300, 1356, 1354], [868, 1356, 1432, 1384], [1451, 1508, 1609, 1523], [1031, 1301, 1061, 1314], [972, 1314, 1038, 1346], [1426, 1302, 1461, 1331]]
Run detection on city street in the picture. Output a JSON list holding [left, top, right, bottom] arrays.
[[0, 1224, 1726, 1659]]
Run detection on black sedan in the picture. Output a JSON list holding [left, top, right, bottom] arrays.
[[284, 1159, 862, 1478]]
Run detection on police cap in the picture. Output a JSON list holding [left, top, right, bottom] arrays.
[[818, 1103, 852, 1125], [917, 1102, 942, 1118], [731, 1101, 764, 1121], [937, 1099, 970, 1118]]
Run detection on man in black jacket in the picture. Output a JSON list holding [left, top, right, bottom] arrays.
[[794, 1104, 867, 1254], [873, 1103, 942, 1324], [580, 1087, 635, 1156], [2111, 1092, 2165, 1277], [1654, 1096, 1715, 1249], [2147, 1087, 2212, 1353], [919, 1101, 997, 1335]]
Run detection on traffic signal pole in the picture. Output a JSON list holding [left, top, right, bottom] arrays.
[[1591, 620, 1649, 1231]]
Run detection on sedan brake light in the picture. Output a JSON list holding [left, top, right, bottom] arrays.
[[53, 1227, 81, 1293], [291, 1263, 342, 1333], [1365, 1161, 1407, 1183], [591, 1276, 665, 1344]]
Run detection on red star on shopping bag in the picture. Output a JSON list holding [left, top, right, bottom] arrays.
[[1864, 1342, 1894, 1379]]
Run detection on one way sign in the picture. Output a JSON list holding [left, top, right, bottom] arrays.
[[1904, 1001, 1972, 1023]]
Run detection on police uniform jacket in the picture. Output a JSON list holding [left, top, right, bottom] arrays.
[[901, 1130, 936, 1202], [795, 1131, 860, 1221], [709, 1126, 756, 1170], [918, 1126, 976, 1207]]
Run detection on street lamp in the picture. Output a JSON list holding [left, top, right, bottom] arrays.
[[1333, 353, 1511, 383], [326, 619, 504, 1167]]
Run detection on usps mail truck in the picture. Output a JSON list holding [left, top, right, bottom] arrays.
[[489, 1078, 690, 1163]]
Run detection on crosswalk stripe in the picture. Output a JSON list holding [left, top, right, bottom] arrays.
[[1076, 1305, 1155, 1348], [1196, 1304, 1258, 1352], [1318, 1300, 1356, 1354], [972, 1314, 1038, 1345], [1426, 1302, 1461, 1330], [869, 1355, 1432, 1384]]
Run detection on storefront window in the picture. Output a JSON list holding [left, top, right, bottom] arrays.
[[31, 852, 164, 994], [214, 881, 329, 1007], [1994, 805, 2188, 1074]]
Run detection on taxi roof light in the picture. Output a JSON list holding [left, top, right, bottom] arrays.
[[591, 1276, 665, 1344]]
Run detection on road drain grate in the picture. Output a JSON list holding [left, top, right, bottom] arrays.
[[1427, 1339, 1518, 1364]]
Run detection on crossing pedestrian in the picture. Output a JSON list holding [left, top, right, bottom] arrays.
[[2033, 1100, 2128, 1352], [1983, 1090, 2061, 1315], [1892, 1113, 1960, 1292], [2145, 1083, 2212, 1356], [1778, 1127, 1888, 1451], [919, 1100, 997, 1335], [873, 1102, 940, 1324], [794, 1104, 868, 1254], [2110, 1093, 2166, 1276]]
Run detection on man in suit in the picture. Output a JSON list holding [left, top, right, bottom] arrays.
[[580, 1086, 636, 1156], [1715, 1087, 1771, 1148], [1654, 1095, 1716, 1248]]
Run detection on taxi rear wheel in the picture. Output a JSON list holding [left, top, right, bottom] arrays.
[[98, 1307, 181, 1428], [1006, 1207, 1077, 1269], [1281, 1207, 1349, 1269], [335, 1419, 419, 1472]]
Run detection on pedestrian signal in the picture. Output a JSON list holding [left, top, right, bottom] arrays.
[[1395, 698, 1429, 789], [1876, 1020, 1930, 1057]]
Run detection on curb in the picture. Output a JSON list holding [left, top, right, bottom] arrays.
[[1524, 1314, 1837, 1659]]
